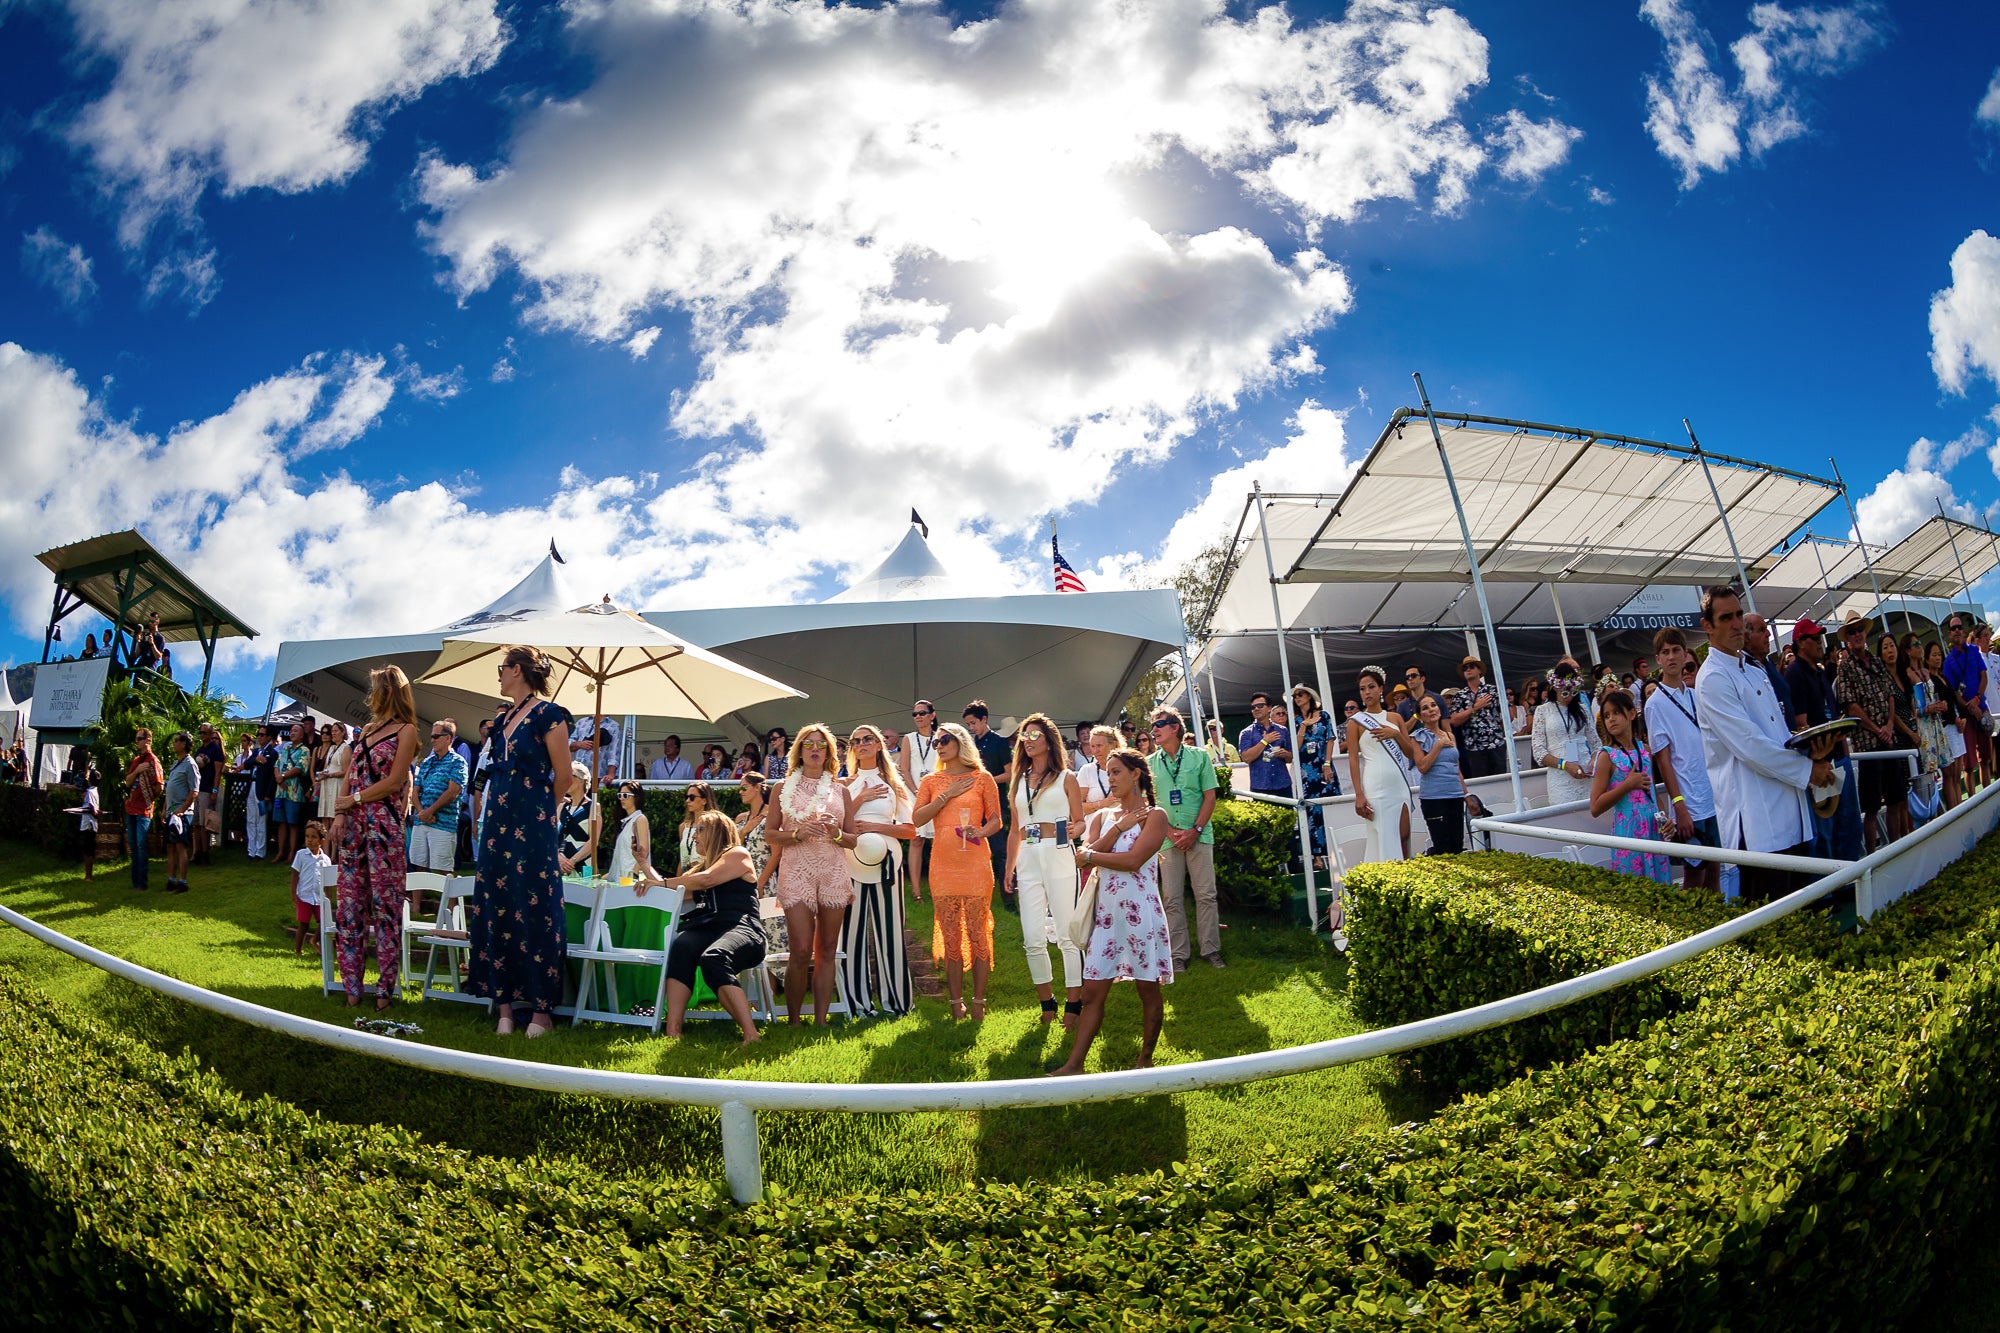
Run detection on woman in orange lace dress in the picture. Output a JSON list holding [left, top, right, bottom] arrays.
[[912, 722, 1003, 1019]]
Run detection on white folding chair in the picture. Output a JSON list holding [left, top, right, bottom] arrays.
[[555, 878, 604, 1019], [416, 876, 488, 1009], [401, 871, 452, 991], [741, 896, 787, 1022], [571, 883, 680, 1034], [317, 882, 343, 995]]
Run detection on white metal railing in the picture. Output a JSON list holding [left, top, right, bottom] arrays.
[[7, 782, 1988, 1205]]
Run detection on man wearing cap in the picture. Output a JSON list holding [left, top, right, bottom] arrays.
[[1834, 611, 1894, 854], [1644, 628, 1719, 892], [1695, 586, 1837, 903], [1784, 617, 1862, 861]]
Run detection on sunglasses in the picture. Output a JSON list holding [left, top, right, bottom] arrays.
[[853, 735, 879, 745], [938, 736, 959, 747], [1149, 719, 1174, 729], [912, 709, 933, 717], [430, 731, 449, 739]]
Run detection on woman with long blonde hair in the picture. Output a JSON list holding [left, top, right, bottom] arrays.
[[645, 810, 766, 1042], [839, 724, 917, 1018], [768, 722, 857, 1025], [331, 665, 420, 1012], [911, 721, 1002, 1019], [1004, 713, 1085, 1028]]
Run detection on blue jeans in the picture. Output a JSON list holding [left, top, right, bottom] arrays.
[[125, 814, 150, 889], [1810, 756, 1864, 862]]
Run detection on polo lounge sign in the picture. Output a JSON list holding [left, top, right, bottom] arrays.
[[1601, 585, 1702, 631]]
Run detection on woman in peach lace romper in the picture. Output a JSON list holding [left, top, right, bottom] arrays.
[[913, 723, 1003, 1020], [768, 723, 856, 1026]]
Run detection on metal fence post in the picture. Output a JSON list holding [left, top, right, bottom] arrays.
[[720, 1100, 763, 1204]]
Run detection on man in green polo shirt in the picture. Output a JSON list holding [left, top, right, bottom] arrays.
[[1147, 706, 1223, 970]]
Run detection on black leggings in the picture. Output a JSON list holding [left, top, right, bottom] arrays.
[[1421, 797, 1466, 854], [666, 911, 767, 993]]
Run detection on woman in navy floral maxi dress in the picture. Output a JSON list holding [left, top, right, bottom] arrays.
[[467, 646, 574, 1037]]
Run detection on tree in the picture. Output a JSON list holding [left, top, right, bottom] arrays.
[[83, 675, 241, 807], [1118, 529, 1240, 723]]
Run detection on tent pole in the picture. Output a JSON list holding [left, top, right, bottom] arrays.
[[1805, 533, 1838, 623], [1414, 373, 1522, 811], [1938, 500, 1976, 630], [1586, 628, 1602, 669], [1253, 483, 1318, 930], [1831, 461, 1891, 642], [1207, 653, 1221, 733], [1311, 631, 1336, 726], [1550, 582, 1573, 660], [1682, 419, 1759, 617], [1178, 645, 1207, 759]]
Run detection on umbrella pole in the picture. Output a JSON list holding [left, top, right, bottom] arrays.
[[590, 646, 608, 796]]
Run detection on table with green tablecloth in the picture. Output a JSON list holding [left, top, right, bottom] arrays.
[[563, 877, 715, 1016]]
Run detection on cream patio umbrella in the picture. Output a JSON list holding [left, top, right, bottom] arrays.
[[418, 596, 806, 776]]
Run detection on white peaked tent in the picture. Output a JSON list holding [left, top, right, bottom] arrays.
[[647, 521, 1188, 738], [270, 554, 584, 727]]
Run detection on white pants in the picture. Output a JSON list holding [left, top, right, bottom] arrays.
[[1015, 842, 1082, 989], [409, 823, 456, 872], [246, 797, 268, 860]]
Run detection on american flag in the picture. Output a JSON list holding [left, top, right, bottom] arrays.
[[1052, 533, 1086, 593]]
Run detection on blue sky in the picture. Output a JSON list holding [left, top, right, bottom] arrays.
[[1, 0, 1996, 710]]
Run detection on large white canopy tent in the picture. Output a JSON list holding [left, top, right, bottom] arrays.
[[1181, 410, 1845, 717], [1752, 516, 2000, 626], [272, 524, 1189, 752], [646, 523, 1188, 742], [270, 554, 586, 728]]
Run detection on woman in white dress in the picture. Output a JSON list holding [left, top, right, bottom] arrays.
[[1045, 748, 1173, 1077], [1004, 714, 1086, 1029], [607, 781, 660, 884], [840, 725, 917, 1018], [315, 722, 349, 822], [1346, 666, 1419, 865], [1532, 661, 1600, 806]]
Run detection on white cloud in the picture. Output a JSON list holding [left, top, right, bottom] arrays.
[[624, 326, 661, 359], [1587, 186, 1616, 205], [1154, 399, 1361, 576], [420, 0, 1569, 591], [1980, 68, 2000, 126], [1640, 0, 1883, 188], [66, 0, 507, 279], [1853, 436, 1981, 547], [1487, 110, 1583, 182], [1932, 230, 2000, 396], [0, 341, 774, 667], [20, 227, 98, 311]]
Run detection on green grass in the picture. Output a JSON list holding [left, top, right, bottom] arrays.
[[0, 841, 1431, 1194]]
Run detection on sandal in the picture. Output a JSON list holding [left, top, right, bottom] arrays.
[[496, 1010, 516, 1036], [374, 994, 394, 1013], [525, 1015, 555, 1039], [969, 998, 986, 1021], [950, 1000, 968, 1021], [1039, 998, 1058, 1024]]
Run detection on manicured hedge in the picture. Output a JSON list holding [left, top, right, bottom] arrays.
[[1210, 793, 1295, 912], [5, 842, 2000, 1326]]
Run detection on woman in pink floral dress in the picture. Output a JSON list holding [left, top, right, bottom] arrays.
[[332, 666, 419, 1011], [1046, 748, 1173, 1077]]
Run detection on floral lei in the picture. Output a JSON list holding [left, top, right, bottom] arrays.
[[780, 769, 833, 825]]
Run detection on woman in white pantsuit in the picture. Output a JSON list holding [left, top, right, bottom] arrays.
[[1347, 666, 1419, 865], [840, 726, 917, 1018], [1005, 714, 1086, 1029]]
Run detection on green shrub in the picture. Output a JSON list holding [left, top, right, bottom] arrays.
[[1211, 793, 1294, 912], [0, 784, 38, 843], [6, 845, 2000, 1327], [37, 784, 84, 859]]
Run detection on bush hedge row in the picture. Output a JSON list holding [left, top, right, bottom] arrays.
[[5, 840, 2000, 1327]]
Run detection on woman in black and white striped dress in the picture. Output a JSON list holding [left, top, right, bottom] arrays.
[[840, 725, 917, 1017]]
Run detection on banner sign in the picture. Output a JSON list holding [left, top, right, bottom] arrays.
[[1600, 584, 1702, 631], [27, 657, 113, 730]]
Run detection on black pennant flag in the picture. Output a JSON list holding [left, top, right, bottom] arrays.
[[910, 509, 929, 539], [549, 540, 566, 565]]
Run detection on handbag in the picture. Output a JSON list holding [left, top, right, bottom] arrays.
[[1066, 811, 1104, 953]]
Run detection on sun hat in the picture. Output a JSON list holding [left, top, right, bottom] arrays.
[[1840, 610, 1874, 637], [846, 831, 892, 870]]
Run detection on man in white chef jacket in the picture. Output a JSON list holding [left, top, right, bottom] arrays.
[[1694, 585, 1838, 903]]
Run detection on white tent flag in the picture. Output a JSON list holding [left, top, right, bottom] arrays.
[[419, 597, 806, 729]]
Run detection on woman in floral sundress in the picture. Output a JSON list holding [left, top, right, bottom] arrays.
[[1046, 748, 1174, 1077], [1588, 688, 1671, 884], [465, 645, 574, 1037]]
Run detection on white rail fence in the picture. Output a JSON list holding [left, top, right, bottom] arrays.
[[7, 770, 1997, 1203]]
